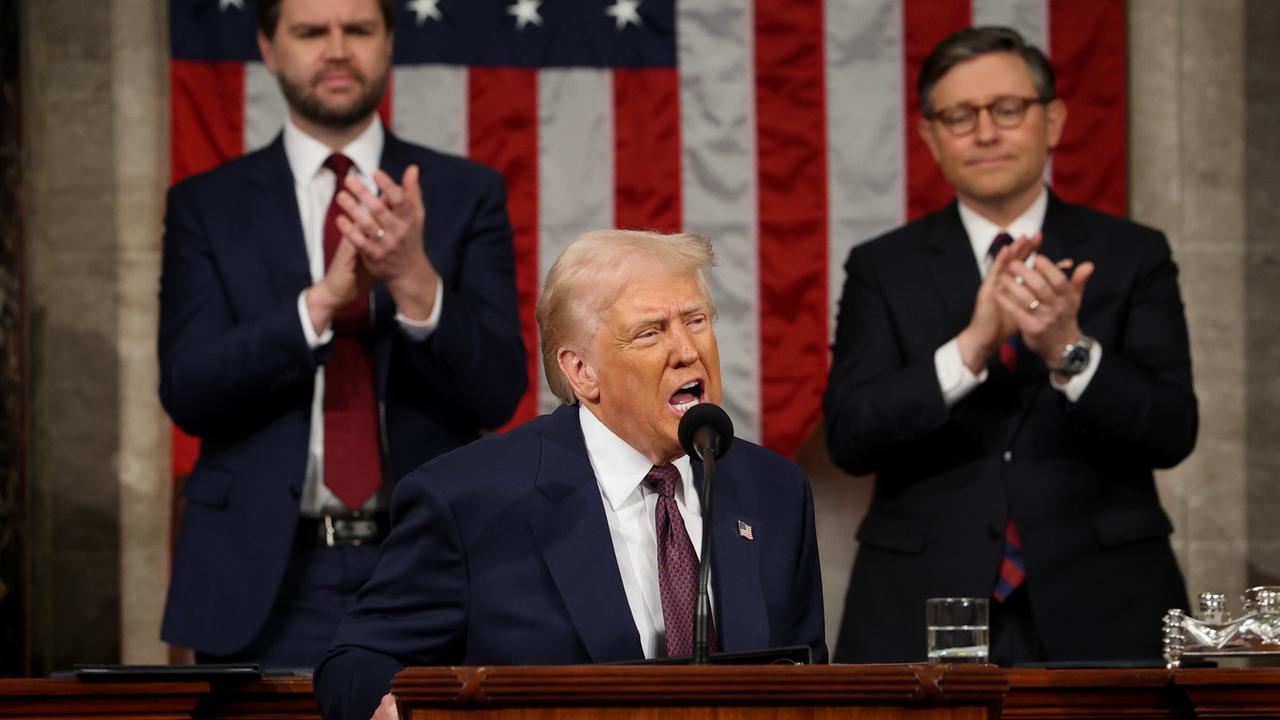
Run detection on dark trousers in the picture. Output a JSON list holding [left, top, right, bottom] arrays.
[[196, 537, 380, 671]]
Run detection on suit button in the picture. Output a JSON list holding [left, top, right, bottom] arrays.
[[1003, 451, 1013, 462]]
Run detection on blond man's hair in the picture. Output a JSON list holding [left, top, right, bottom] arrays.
[[536, 229, 717, 404]]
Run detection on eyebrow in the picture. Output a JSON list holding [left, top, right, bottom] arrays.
[[625, 303, 713, 333], [287, 19, 381, 33]]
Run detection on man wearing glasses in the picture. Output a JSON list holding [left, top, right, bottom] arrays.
[[824, 27, 1195, 666]]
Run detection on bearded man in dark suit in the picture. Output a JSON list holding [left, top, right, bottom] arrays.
[[159, 0, 526, 667], [824, 26, 1195, 666]]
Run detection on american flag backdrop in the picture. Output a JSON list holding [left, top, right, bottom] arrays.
[[168, 0, 1127, 476]]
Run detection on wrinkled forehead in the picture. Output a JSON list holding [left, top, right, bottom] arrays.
[[578, 262, 712, 333]]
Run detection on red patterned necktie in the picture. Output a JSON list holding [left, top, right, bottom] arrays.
[[646, 463, 716, 657], [993, 518, 1026, 602], [321, 153, 383, 511]]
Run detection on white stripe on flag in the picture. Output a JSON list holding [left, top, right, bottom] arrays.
[[537, 68, 615, 413], [392, 65, 468, 156], [678, 0, 761, 442], [825, 0, 906, 334], [972, 0, 1048, 53], [244, 61, 287, 152]]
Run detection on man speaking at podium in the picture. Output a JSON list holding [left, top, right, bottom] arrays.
[[314, 230, 827, 720]]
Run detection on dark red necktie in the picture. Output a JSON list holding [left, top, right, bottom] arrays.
[[646, 464, 716, 657], [987, 231, 1026, 600], [321, 153, 382, 511]]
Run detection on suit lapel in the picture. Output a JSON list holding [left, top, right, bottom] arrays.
[[923, 202, 982, 334], [693, 458, 768, 652], [531, 407, 644, 663], [247, 137, 311, 303]]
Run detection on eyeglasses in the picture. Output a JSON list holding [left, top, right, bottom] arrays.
[[925, 96, 1047, 136]]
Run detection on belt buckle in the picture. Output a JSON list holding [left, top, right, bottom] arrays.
[[323, 515, 337, 547], [321, 513, 381, 547]]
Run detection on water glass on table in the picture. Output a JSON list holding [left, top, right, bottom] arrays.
[[925, 597, 989, 663]]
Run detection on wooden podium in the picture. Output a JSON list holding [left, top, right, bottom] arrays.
[[391, 664, 1008, 720]]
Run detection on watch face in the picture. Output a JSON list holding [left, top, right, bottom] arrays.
[[1063, 344, 1090, 374]]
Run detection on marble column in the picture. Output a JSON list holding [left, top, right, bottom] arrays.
[[1129, 0, 1257, 606], [1243, 0, 1280, 589], [23, 0, 169, 672]]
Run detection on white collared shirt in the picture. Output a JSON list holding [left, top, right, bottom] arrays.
[[578, 404, 711, 659], [934, 186, 1100, 406], [282, 117, 442, 515]]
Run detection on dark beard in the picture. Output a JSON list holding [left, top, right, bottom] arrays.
[[279, 64, 388, 130]]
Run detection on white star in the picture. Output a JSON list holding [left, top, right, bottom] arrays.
[[604, 0, 642, 30], [218, 0, 244, 10], [507, 0, 543, 31], [407, 0, 443, 24]]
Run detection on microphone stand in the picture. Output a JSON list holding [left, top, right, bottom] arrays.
[[692, 429, 719, 665]]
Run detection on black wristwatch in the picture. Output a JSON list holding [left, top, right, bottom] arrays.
[[1053, 335, 1095, 379]]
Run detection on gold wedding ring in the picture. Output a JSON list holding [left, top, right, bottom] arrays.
[[1028, 299, 1040, 311], [374, 228, 386, 241]]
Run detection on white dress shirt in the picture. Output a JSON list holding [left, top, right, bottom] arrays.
[[933, 186, 1101, 407], [282, 117, 444, 515], [578, 404, 713, 659]]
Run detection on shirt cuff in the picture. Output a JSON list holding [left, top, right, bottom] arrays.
[[297, 289, 334, 350], [935, 337, 986, 408], [395, 281, 444, 342], [1050, 340, 1103, 402]]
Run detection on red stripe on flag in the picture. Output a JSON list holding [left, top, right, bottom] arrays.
[[613, 69, 682, 233], [170, 60, 246, 479], [755, 0, 828, 457], [377, 67, 394, 128], [1049, 0, 1127, 217], [469, 68, 541, 430], [170, 60, 244, 184], [903, 0, 970, 220]]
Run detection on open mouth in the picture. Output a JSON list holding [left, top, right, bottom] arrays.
[[668, 379, 705, 415]]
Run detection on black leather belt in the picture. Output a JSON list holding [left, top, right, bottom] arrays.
[[297, 512, 390, 547]]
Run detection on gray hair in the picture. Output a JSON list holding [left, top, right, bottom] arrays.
[[536, 229, 717, 405], [918, 26, 1056, 117]]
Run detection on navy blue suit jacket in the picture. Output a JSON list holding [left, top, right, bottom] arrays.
[[824, 193, 1194, 663], [158, 131, 527, 656], [313, 404, 827, 720]]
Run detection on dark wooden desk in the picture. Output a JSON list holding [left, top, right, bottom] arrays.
[[2, 667, 1278, 719], [0, 676, 319, 719]]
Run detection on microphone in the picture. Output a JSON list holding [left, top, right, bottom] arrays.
[[677, 403, 734, 664], [678, 402, 734, 461]]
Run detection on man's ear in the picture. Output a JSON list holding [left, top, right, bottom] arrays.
[[257, 31, 277, 73], [557, 348, 600, 403], [1045, 98, 1067, 151]]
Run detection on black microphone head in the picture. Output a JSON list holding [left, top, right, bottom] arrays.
[[678, 403, 734, 460]]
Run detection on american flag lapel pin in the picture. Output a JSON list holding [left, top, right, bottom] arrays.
[[736, 519, 754, 541]]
